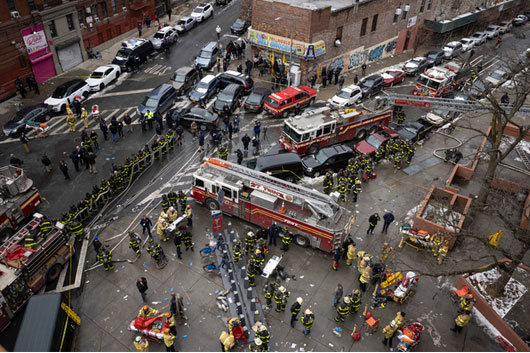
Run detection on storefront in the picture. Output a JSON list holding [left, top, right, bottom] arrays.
[[21, 24, 56, 83]]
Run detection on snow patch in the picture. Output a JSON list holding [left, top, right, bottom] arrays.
[[473, 308, 514, 350], [404, 203, 422, 225]]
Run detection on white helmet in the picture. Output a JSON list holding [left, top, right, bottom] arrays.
[[169, 206, 174, 211], [259, 324, 266, 331], [135, 336, 142, 342], [406, 272, 415, 279], [254, 338, 262, 345], [278, 286, 286, 293], [297, 297, 304, 305], [344, 296, 351, 304], [247, 231, 254, 237], [304, 309, 312, 315]]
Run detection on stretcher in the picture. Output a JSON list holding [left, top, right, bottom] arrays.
[[398, 225, 435, 251], [261, 255, 281, 278], [128, 316, 168, 343]]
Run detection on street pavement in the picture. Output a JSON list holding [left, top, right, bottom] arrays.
[[0, 2, 529, 350]]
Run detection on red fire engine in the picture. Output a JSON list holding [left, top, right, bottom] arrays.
[[279, 106, 392, 155], [0, 166, 41, 244], [414, 61, 471, 97], [191, 158, 355, 252], [0, 214, 73, 331]]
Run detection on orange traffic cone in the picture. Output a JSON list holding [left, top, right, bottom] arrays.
[[279, 201, 286, 214]]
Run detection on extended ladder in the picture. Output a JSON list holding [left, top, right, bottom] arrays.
[[384, 93, 530, 115], [0, 217, 41, 259], [203, 158, 337, 218], [515, 146, 530, 171]]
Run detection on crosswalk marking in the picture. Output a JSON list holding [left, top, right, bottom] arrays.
[[144, 64, 172, 76]]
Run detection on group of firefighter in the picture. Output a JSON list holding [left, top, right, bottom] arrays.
[[322, 138, 415, 202]]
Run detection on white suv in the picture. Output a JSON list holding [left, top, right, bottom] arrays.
[[328, 85, 362, 108], [191, 3, 213, 23], [483, 25, 500, 39]]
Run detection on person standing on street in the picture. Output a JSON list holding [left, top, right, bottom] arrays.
[[59, 160, 70, 180], [301, 309, 314, 336], [245, 58, 253, 76], [109, 122, 118, 143], [26, 76, 39, 94], [338, 75, 345, 90], [216, 25, 221, 40], [242, 133, 250, 151], [253, 121, 261, 140], [70, 147, 81, 171], [163, 328, 176, 352], [185, 204, 193, 226], [41, 154, 52, 173], [133, 336, 149, 352], [117, 119, 124, 138], [333, 283, 343, 307], [382, 211, 395, 233], [361, 63, 367, 76], [382, 321, 398, 348], [20, 132, 30, 153], [87, 151, 97, 174], [137, 23, 143, 36], [136, 277, 148, 301], [451, 310, 472, 333], [15, 77, 26, 98], [124, 113, 133, 132], [100, 118, 109, 140], [290, 297, 303, 327], [140, 215, 153, 238], [367, 213, 380, 235], [321, 67, 327, 88]]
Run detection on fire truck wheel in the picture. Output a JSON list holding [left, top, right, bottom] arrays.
[[46, 263, 63, 283], [369, 125, 379, 135], [355, 129, 367, 140], [282, 110, 289, 119], [0, 228, 15, 245], [205, 198, 220, 210], [307, 143, 320, 155], [308, 98, 315, 106], [294, 234, 310, 248]]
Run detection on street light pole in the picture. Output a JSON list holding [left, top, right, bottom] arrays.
[[288, 16, 294, 87]]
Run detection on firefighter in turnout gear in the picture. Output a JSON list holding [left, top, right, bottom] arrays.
[[256, 324, 270, 350], [247, 258, 257, 287], [249, 338, 266, 352], [166, 206, 178, 223], [233, 241, 242, 263], [349, 289, 361, 314], [252, 248, 265, 274], [451, 310, 472, 333], [185, 204, 193, 227], [98, 246, 114, 271], [458, 294, 475, 313], [281, 230, 293, 252], [431, 234, 442, 257], [381, 242, 395, 264], [335, 296, 350, 322], [275, 286, 289, 312], [218, 144, 229, 160], [129, 232, 141, 255], [322, 171, 333, 194], [352, 178, 362, 203], [290, 297, 303, 327], [182, 230, 193, 251], [161, 194, 169, 212], [157, 213, 169, 242], [346, 243, 357, 266], [178, 190, 187, 213], [265, 281, 276, 308], [147, 239, 162, 264], [438, 240, 449, 265], [38, 217, 53, 237], [24, 231, 36, 248], [338, 179, 348, 202], [168, 190, 178, 208], [68, 220, 86, 242], [245, 231, 256, 254], [301, 309, 314, 336]]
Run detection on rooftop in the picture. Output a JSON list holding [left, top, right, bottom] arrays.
[[261, 0, 373, 13]]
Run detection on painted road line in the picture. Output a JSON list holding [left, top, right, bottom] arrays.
[[115, 107, 135, 121], [100, 88, 153, 98]]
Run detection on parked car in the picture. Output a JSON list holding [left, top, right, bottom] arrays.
[[195, 41, 219, 70], [85, 64, 121, 92], [301, 145, 356, 177], [112, 38, 154, 71], [189, 75, 220, 103], [216, 70, 254, 94], [353, 126, 399, 156], [246, 152, 304, 182], [137, 83, 177, 117], [230, 18, 250, 35], [403, 57, 429, 76], [382, 69, 406, 86], [359, 75, 384, 98], [44, 79, 90, 113], [190, 3, 213, 23], [485, 69, 510, 87], [213, 83, 244, 115], [328, 85, 362, 108], [151, 26, 178, 50], [396, 119, 431, 142], [175, 16, 195, 33], [483, 25, 501, 39], [467, 79, 488, 99], [170, 66, 198, 95], [459, 38, 475, 52], [3, 104, 50, 137], [498, 21, 512, 34], [470, 32, 487, 45], [425, 109, 458, 126], [425, 49, 445, 67], [512, 15, 528, 26], [244, 87, 271, 112], [179, 107, 219, 130], [442, 41, 463, 59]]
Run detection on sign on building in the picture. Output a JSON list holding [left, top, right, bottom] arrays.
[[407, 16, 417, 28], [21, 24, 49, 54]]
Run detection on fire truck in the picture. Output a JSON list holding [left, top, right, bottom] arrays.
[[0, 213, 73, 331], [191, 158, 355, 252], [0, 166, 41, 244], [279, 106, 392, 155], [414, 61, 471, 97]]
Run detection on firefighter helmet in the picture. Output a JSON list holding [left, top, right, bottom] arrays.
[[136, 336, 142, 342], [255, 338, 262, 346], [297, 297, 304, 305], [344, 296, 351, 304]]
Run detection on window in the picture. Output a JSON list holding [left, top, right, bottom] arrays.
[[28, 0, 36, 11], [336, 26, 343, 41], [419, 0, 426, 12], [91, 5, 98, 18], [49, 20, 57, 37], [371, 14, 378, 32], [67, 14, 74, 30], [101, 2, 108, 18], [222, 187, 232, 200], [427, 0, 432, 9], [111, 0, 117, 14], [323, 124, 332, 134], [360, 17, 368, 36], [7, 0, 16, 11], [393, 13, 398, 23], [77, 10, 84, 24], [315, 128, 323, 137], [194, 178, 204, 188]]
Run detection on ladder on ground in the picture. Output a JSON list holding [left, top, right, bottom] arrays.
[[515, 146, 530, 171], [203, 158, 337, 218], [0, 217, 41, 259], [384, 93, 530, 115]]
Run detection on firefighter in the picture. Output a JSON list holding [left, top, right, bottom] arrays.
[[24, 231, 36, 248], [274, 286, 289, 312], [98, 246, 114, 271], [349, 289, 361, 315], [139, 304, 159, 318], [185, 204, 193, 227], [246, 258, 257, 287], [233, 241, 242, 263], [166, 206, 178, 223], [352, 177, 362, 203], [147, 239, 161, 263], [301, 309, 314, 336], [178, 190, 187, 213], [181, 229, 193, 251], [394, 311, 406, 328], [338, 179, 347, 203], [264, 281, 276, 308], [451, 310, 472, 333], [252, 248, 265, 274], [381, 242, 395, 264], [374, 147, 384, 164], [218, 144, 229, 160], [346, 243, 357, 266], [431, 234, 442, 257], [245, 231, 256, 254], [248, 337, 265, 352], [67, 220, 83, 242], [337, 169, 347, 185], [167, 190, 177, 207], [444, 148, 455, 163], [174, 228, 183, 260], [438, 240, 449, 265], [39, 217, 53, 237], [393, 150, 404, 170], [129, 232, 141, 255], [163, 328, 176, 352], [322, 171, 333, 194], [458, 294, 475, 313], [134, 336, 149, 352], [165, 312, 177, 336], [281, 230, 293, 252], [157, 214, 168, 242], [406, 143, 415, 164], [382, 321, 398, 348], [335, 296, 350, 322], [256, 324, 270, 350], [359, 265, 371, 292], [290, 297, 303, 327], [161, 194, 169, 212]]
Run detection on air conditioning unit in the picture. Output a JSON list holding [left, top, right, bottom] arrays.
[[94, 16, 100, 23], [11, 11, 21, 19], [85, 7, 91, 13]]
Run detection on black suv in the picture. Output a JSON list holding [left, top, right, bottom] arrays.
[[189, 75, 220, 103], [425, 49, 444, 67], [230, 18, 250, 35], [179, 107, 219, 130], [359, 75, 384, 98], [170, 66, 198, 96], [244, 87, 271, 112], [217, 70, 254, 94], [301, 145, 355, 177], [246, 152, 304, 183], [213, 84, 244, 115]]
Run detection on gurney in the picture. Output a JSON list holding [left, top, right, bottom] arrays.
[[261, 255, 282, 278], [128, 315, 168, 342]]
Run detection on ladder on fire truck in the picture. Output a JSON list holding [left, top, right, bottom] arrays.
[[203, 158, 346, 249], [384, 93, 530, 115], [0, 215, 42, 259]]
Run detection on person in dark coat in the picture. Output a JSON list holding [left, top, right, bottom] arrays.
[[15, 77, 26, 98], [354, 74, 359, 85], [73, 99, 82, 117], [70, 147, 82, 171], [367, 213, 380, 235], [59, 160, 70, 180], [241, 133, 251, 151], [136, 277, 149, 301], [321, 67, 327, 88], [245, 59, 253, 76], [100, 119, 109, 140], [26, 76, 39, 94], [382, 211, 395, 233]]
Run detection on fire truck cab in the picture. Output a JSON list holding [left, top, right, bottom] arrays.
[[191, 158, 354, 252], [415, 61, 470, 97], [279, 106, 391, 155]]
